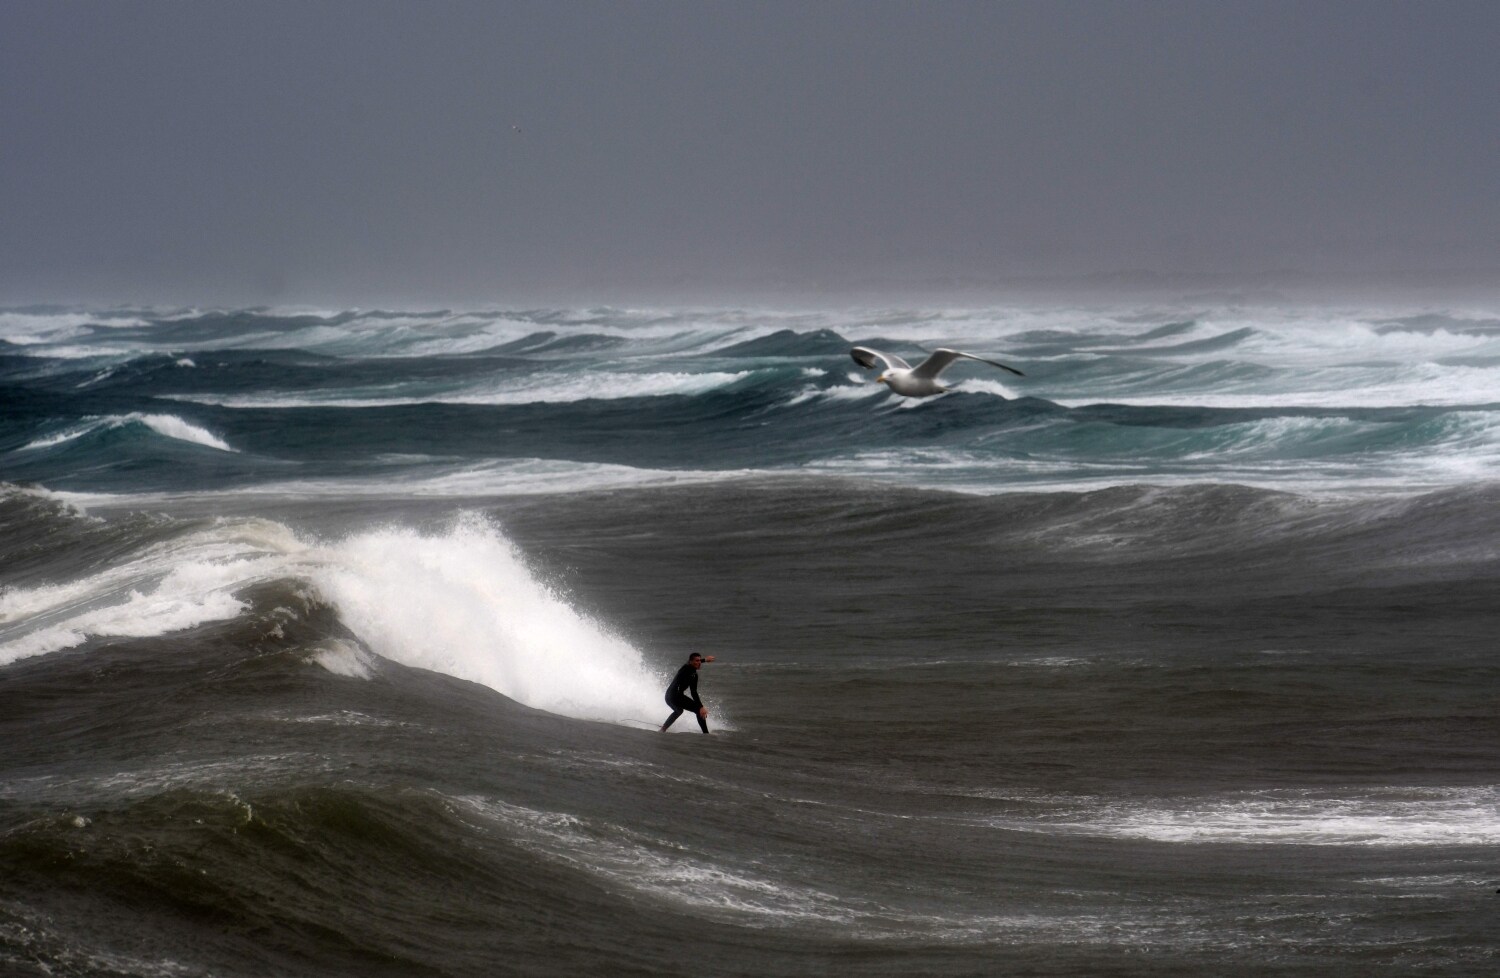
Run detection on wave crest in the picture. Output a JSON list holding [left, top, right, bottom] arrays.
[[20, 413, 235, 453]]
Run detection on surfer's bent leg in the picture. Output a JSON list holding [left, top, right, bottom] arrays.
[[662, 691, 695, 731], [663, 692, 709, 733]]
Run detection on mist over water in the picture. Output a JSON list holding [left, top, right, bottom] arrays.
[[4, 302, 1500, 976]]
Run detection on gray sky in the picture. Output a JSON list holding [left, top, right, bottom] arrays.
[[3, 1, 1498, 305]]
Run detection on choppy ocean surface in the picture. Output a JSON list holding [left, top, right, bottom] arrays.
[[3, 303, 1500, 976]]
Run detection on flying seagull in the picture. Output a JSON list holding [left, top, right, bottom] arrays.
[[850, 346, 1024, 398]]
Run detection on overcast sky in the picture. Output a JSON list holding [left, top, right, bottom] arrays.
[[3, 1, 1497, 305]]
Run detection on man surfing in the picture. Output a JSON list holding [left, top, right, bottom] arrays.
[[660, 653, 715, 733]]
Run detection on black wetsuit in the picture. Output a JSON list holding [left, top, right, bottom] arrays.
[[662, 661, 708, 733]]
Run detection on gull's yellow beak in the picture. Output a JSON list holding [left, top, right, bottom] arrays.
[[875, 375, 888, 385]]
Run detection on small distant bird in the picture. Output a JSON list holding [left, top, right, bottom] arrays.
[[850, 346, 1024, 398], [511, 124, 523, 134]]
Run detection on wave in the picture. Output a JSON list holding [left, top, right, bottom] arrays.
[[1052, 361, 1500, 409], [214, 458, 744, 498], [712, 328, 852, 358], [0, 514, 293, 666], [6, 302, 1500, 355], [0, 499, 666, 724], [1102, 325, 1257, 356], [160, 370, 752, 408], [1375, 313, 1500, 336], [0, 311, 149, 348], [0, 776, 1223, 975], [453, 794, 853, 923], [18, 413, 235, 453]]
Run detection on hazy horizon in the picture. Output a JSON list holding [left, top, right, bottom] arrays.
[[4, 1, 1498, 308]]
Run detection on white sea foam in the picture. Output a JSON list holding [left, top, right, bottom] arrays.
[[0, 522, 290, 665], [162, 370, 748, 408], [76, 366, 119, 388], [0, 311, 143, 346], [784, 381, 886, 406], [1040, 313, 1500, 409], [951, 377, 1022, 398], [16, 413, 235, 453], [229, 458, 744, 498], [135, 413, 235, 451], [445, 367, 747, 403], [38, 461, 757, 509], [1042, 787, 1500, 847], [17, 425, 92, 450], [1051, 374, 1500, 410]]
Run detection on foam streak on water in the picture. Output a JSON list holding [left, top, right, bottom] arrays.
[[1004, 788, 1500, 847], [19, 414, 235, 453]]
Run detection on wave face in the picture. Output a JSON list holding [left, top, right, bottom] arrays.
[[7, 304, 1500, 496], [7, 303, 1500, 976], [0, 493, 662, 723]]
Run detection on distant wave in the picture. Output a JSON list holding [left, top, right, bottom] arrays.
[[1051, 362, 1500, 409], [161, 370, 751, 408], [224, 458, 745, 498], [18, 413, 236, 452], [10, 302, 1500, 495]]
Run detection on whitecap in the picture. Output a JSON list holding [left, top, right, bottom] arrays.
[[135, 413, 235, 451], [15, 413, 235, 453], [161, 370, 749, 408]]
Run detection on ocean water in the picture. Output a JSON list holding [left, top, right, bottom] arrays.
[[3, 303, 1500, 976]]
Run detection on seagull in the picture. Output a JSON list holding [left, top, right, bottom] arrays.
[[850, 346, 1024, 398]]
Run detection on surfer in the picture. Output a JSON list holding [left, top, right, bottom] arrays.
[[660, 653, 715, 733]]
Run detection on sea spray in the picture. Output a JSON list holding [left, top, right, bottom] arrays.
[[307, 514, 665, 723]]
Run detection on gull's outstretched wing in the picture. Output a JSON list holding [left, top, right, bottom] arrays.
[[911, 348, 1025, 380], [850, 346, 911, 372]]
